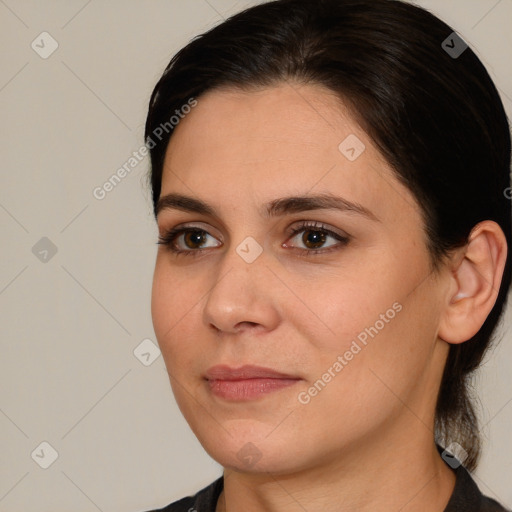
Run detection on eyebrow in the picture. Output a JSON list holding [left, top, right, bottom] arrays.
[[155, 192, 379, 221]]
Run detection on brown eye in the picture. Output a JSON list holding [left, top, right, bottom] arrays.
[[301, 229, 327, 249], [157, 227, 222, 255], [283, 221, 351, 256], [285, 222, 349, 253], [183, 230, 208, 249]]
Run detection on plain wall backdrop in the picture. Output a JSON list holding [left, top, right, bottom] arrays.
[[1, 1, 511, 510]]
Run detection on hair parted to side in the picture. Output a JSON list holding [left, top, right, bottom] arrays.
[[144, 0, 512, 470]]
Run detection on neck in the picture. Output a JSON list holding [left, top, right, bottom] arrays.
[[216, 434, 456, 512]]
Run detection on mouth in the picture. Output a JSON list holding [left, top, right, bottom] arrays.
[[204, 364, 302, 401]]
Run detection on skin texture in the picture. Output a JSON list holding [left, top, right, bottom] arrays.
[[151, 82, 507, 512]]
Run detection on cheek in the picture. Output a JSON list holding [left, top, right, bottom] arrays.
[[293, 245, 432, 385], [310, 279, 440, 419], [151, 260, 204, 364], [292, 259, 398, 351]]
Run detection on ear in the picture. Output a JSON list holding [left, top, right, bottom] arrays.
[[438, 220, 508, 344]]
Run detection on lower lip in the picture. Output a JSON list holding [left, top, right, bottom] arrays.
[[207, 378, 300, 401]]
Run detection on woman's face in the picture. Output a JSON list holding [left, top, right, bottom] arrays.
[[151, 83, 451, 473]]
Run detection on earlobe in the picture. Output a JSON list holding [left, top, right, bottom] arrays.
[[438, 221, 508, 345]]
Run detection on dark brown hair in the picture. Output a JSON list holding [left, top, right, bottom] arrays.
[[144, 0, 512, 470]]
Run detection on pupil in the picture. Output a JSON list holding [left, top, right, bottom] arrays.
[[303, 230, 326, 249], [185, 230, 206, 248]]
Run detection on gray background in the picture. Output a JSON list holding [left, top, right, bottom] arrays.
[[0, 1, 511, 510]]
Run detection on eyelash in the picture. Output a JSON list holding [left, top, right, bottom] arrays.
[[156, 221, 350, 258]]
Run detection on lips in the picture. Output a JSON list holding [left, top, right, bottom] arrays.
[[204, 365, 302, 401], [204, 364, 298, 381]]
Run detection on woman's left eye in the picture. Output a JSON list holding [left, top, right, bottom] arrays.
[[284, 222, 350, 254]]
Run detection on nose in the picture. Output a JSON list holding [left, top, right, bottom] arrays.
[[202, 243, 281, 335]]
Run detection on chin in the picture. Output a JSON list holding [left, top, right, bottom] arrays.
[[194, 427, 309, 475]]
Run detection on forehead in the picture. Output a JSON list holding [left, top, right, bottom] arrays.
[[160, 83, 421, 226], [165, 82, 359, 166]]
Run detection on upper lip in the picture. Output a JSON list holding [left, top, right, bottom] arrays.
[[204, 365, 300, 381]]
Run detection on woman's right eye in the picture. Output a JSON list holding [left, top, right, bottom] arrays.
[[157, 227, 222, 256]]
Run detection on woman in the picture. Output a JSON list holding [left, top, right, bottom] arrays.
[[142, 0, 511, 510]]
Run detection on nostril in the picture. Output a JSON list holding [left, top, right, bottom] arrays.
[[237, 321, 258, 328], [233, 321, 263, 334]]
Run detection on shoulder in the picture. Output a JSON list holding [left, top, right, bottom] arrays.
[[140, 477, 223, 512], [445, 464, 510, 512]]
